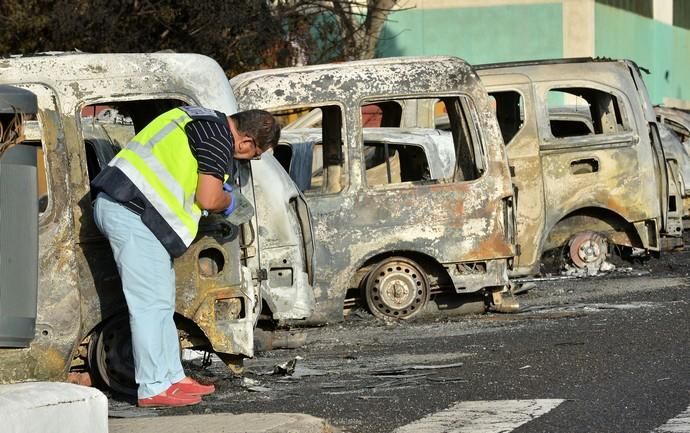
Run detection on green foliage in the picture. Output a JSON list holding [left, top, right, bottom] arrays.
[[0, 0, 399, 74], [0, 0, 286, 76]]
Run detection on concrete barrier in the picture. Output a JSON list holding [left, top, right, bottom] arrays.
[[0, 381, 108, 433]]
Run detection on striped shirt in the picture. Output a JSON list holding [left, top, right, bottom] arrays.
[[186, 118, 234, 181]]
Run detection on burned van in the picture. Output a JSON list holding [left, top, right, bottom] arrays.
[[232, 56, 518, 322], [0, 53, 313, 394], [474, 59, 675, 275]]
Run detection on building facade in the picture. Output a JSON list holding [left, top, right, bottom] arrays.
[[378, 0, 690, 105]]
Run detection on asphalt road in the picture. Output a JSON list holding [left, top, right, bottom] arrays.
[[109, 251, 690, 433]]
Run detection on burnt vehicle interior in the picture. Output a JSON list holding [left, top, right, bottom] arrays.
[[361, 103, 432, 185], [488, 91, 525, 144], [275, 98, 484, 194], [546, 88, 627, 138], [550, 114, 594, 137], [0, 86, 40, 349], [658, 115, 690, 143], [364, 139, 432, 185], [81, 99, 186, 188], [363, 99, 483, 185], [273, 105, 347, 194]]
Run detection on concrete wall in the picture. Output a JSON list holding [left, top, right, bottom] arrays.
[[594, 3, 690, 103], [377, 2, 563, 64], [378, 0, 690, 104]]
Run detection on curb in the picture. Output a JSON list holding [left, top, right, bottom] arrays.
[[0, 381, 108, 433], [109, 412, 340, 433]]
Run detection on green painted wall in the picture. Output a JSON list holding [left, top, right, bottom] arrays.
[[595, 3, 690, 104], [377, 2, 690, 105], [378, 3, 564, 65]]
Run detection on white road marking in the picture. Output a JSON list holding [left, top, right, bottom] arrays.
[[393, 399, 565, 433], [653, 404, 690, 433]]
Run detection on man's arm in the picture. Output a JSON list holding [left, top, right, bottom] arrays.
[[196, 173, 231, 212]]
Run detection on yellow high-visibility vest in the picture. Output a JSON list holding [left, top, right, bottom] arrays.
[[108, 107, 215, 250]]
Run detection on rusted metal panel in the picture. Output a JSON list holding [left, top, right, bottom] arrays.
[[476, 59, 666, 276], [655, 106, 690, 215], [233, 56, 517, 322], [243, 154, 315, 321]]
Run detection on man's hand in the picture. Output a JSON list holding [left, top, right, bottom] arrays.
[[196, 174, 231, 212], [222, 183, 236, 217]]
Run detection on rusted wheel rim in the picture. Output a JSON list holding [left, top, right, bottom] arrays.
[[88, 313, 137, 396], [365, 257, 429, 320], [568, 231, 607, 268]]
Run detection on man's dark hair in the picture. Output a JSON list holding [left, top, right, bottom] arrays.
[[230, 109, 280, 151]]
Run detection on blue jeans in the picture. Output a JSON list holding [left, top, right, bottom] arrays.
[[93, 193, 185, 399]]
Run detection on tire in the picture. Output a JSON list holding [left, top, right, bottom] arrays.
[[87, 313, 137, 396], [364, 257, 430, 320], [567, 231, 608, 271]]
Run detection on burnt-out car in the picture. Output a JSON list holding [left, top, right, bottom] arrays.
[[0, 53, 314, 394], [232, 56, 519, 322], [475, 59, 677, 275]]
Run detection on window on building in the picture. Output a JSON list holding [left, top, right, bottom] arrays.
[[597, 0, 653, 18], [546, 88, 628, 138], [488, 91, 525, 145], [674, 1, 690, 29]]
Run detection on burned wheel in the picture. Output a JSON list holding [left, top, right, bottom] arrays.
[[364, 257, 430, 320], [88, 313, 137, 396], [568, 231, 608, 270]]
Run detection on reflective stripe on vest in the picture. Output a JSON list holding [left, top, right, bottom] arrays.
[[109, 108, 202, 247]]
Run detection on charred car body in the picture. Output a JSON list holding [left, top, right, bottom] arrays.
[[545, 105, 688, 236], [232, 56, 518, 322], [472, 58, 676, 275], [0, 53, 314, 394]]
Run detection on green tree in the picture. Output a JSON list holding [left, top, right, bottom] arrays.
[[0, 0, 402, 75]]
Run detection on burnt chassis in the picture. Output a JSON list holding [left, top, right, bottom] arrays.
[[233, 56, 518, 323], [476, 58, 674, 276], [655, 105, 690, 219], [0, 53, 311, 393]]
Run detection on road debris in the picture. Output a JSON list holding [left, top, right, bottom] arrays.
[[371, 362, 464, 376], [272, 358, 298, 376], [241, 377, 270, 393]]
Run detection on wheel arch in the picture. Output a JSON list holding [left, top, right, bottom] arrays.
[[543, 206, 643, 252], [346, 249, 453, 300]]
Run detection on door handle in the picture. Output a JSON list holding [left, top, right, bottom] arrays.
[[570, 158, 599, 175]]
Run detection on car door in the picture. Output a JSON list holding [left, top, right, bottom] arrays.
[[487, 79, 546, 276], [0, 86, 39, 347], [626, 62, 670, 234]]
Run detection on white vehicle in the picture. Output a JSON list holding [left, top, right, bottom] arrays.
[[0, 53, 314, 395]]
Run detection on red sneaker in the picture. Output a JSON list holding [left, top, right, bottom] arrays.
[[138, 386, 201, 408], [170, 377, 215, 396]]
